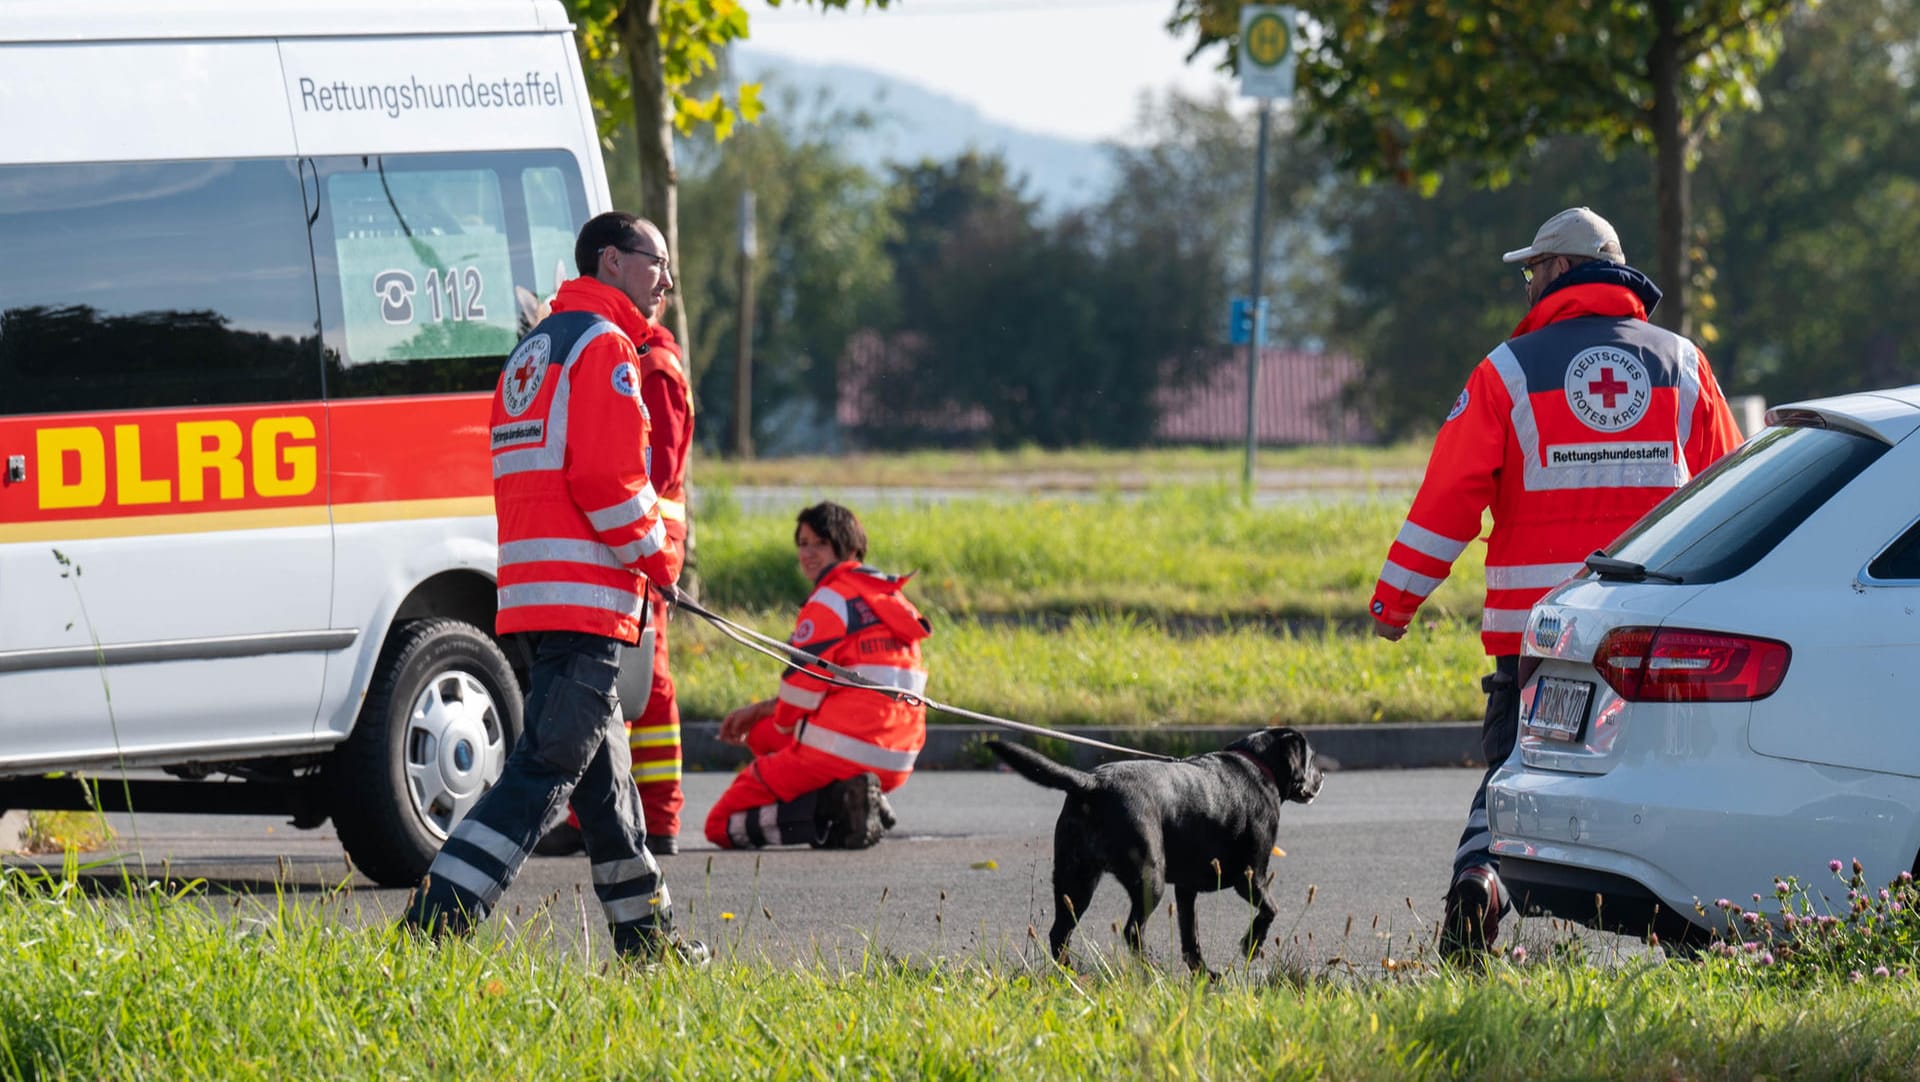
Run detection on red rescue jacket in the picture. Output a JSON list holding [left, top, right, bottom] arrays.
[[768, 561, 931, 775], [491, 276, 682, 642], [1371, 273, 1744, 655]]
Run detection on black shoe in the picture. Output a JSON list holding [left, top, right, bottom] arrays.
[[533, 822, 583, 857], [813, 774, 885, 850], [877, 793, 898, 832], [645, 834, 679, 857], [624, 933, 712, 971], [1440, 866, 1503, 962]]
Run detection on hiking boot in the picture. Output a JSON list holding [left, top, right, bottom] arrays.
[[532, 821, 583, 857], [812, 773, 885, 850], [645, 834, 679, 857], [1440, 865, 1503, 962], [877, 792, 898, 832]]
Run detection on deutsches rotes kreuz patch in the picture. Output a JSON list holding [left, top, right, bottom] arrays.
[[612, 361, 640, 398], [500, 334, 552, 418], [1564, 346, 1652, 432], [1445, 389, 1470, 422], [793, 618, 815, 645]]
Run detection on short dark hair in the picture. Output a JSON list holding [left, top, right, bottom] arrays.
[[796, 501, 866, 562], [575, 211, 651, 277]]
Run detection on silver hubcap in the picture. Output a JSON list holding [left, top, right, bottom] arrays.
[[402, 668, 506, 839]]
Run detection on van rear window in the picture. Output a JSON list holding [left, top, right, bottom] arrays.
[[1607, 424, 1888, 583], [0, 160, 322, 416]]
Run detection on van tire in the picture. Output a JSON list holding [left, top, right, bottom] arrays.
[[329, 618, 523, 888]]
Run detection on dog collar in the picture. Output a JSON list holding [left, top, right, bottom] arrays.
[[1229, 747, 1279, 789]]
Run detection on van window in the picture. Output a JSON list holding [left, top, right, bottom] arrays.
[[311, 152, 588, 398], [1607, 423, 1889, 583], [0, 160, 322, 416]]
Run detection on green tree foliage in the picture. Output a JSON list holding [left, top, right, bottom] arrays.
[[1322, 141, 1651, 437], [1695, 0, 1920, 399], [563, 0, 888, 365], [853, 153, 1222, 448], [1168, 0, 1806, 335], [675, 100, 899, 452]]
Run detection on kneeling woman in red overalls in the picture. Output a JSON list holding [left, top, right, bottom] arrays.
[[705, 502, 930, 850]]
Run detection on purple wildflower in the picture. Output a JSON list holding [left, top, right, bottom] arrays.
[[1875, 966, 1891, 978]]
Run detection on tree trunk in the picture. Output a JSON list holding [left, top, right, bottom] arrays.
[[618, 0, 694, 365], [1648, 0, 1690, 335]]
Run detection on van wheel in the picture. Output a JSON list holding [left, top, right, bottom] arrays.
[[329, 618, 522, 888]]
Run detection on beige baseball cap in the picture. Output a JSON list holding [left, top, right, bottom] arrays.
[[1501, 206, 1625, 264]]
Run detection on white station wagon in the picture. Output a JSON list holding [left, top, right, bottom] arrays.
[[1489, 385, 1920, 948]]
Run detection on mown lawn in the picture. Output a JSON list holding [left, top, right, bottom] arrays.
[[676, 487, 1491, 726], [6, 868, 1920, 1081], [702, 443, 1433, 490]]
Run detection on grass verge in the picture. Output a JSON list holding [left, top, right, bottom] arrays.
[[702, 442, 1433, 490], [691, 487, 1483, 622], [5, 867, 1920, 1080], [674, 611, 1487, 727]]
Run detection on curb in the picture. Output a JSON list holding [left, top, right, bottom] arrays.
[[681, 721, 1485, 773]]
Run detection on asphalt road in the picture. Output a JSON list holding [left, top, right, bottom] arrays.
[[7, 767, 1640, 973]]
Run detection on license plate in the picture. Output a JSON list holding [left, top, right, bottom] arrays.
[[1527, 676, 1594, 742]]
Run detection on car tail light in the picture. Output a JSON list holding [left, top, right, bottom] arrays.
[[1592, 626, 1791, 702]]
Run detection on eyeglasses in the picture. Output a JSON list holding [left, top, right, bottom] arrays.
[[604, 244, 670, 274], [1521, 256, 1557, 285]]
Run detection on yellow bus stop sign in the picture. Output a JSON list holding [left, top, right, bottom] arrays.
[[1238, 6, 1295, 100]]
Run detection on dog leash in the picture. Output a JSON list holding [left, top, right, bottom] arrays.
[[667, 589, 1176, 762]]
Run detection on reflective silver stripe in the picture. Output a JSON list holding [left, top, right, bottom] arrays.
[[585, 483, 662, 532], [1493, 341, 1689, 492], [591, 855, 658, 886], [493, 321, 626, 479], [498, 582, 644, 621], [449, 818, 527, 867], [604, 884, 669, 925], [1481, 607, 1531, 633], [728, 811, 752, 848], [425, 853, 505, 906], [778, 682, 826, 710], [851, 664, 928, 696], [797, 726, 919, 773], [1484, 562, 1583, 591], [758, 805, 779, 838], [1393, 521, 1472, 564], [806, 587, 849, 628], [1379, 559, 1444, 597], [1674, 338, 1701, 464], [609, 520, 668, 564], [499, 538, 626, 572]]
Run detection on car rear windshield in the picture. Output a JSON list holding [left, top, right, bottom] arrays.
[[1605, 423, 1889, 583]]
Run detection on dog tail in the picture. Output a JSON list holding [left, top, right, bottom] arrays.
[[986, 741, 1097, 796]]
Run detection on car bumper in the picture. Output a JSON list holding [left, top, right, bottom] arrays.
[[1488, 748, 1920, 938]]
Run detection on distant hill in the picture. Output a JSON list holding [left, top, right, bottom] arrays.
[[733, 48, 1116, 213]]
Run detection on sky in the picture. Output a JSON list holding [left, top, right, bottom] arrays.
[[744, 0, 1244, 145]]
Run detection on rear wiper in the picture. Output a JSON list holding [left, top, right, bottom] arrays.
[[1585, 552, 1684, 584]]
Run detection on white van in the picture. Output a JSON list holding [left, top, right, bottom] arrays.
[[0, 1, 611, 885]]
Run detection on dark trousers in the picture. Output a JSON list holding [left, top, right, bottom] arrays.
[[402, 631, 673, 954], [1452, 654, 1520, 882]]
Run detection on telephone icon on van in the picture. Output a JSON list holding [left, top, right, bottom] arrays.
[[374, 269, 416, 324]]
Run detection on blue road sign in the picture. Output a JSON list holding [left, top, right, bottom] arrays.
[[1229, 297, 1269, 346]]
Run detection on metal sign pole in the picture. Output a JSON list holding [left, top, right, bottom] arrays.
[[1243, 103, 1271, 503]]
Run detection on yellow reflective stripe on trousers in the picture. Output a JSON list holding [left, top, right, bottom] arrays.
[[629, 726, 681, 750], [632, 759, 682, 783]]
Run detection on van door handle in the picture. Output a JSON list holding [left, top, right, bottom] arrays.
[[5, 455, 22, 484]]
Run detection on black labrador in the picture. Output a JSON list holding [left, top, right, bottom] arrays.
[[989, 727, 1323, 974]]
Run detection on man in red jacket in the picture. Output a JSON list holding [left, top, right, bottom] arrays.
[[1369, 207, 1744, 961], [537, 319, 695, 857], [705, 502, 930, 850], [402, 212, 704, 966]]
